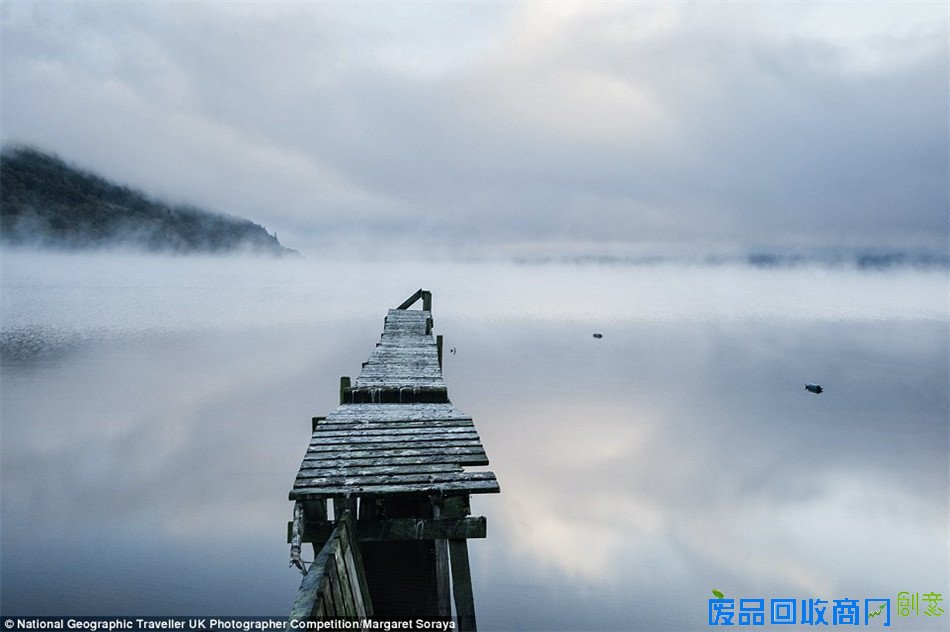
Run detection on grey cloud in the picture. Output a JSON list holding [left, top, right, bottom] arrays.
[[1, 2, 945, 255]]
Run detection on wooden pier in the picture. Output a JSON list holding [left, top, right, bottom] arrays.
[[287, 290, 499, 630]]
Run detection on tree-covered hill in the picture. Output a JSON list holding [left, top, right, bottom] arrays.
[[0, 146, 297, 256]]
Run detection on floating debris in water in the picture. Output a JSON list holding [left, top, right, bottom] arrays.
[[805, 384, 823, 394], [592, 333, 603, 339], [450, 347, 457, 355]]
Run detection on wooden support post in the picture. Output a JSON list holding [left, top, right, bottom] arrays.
[[444, 495, 471, 518], [449, 538, 477, 631], [422, 291, 432, 312], [304, 500, 328, 522], [437, 335, 444, 369], [304, 500, 328, 559], [432, 502, 451, 618], [333, 497, 356, 521], [359, 495, 380, 520], [339, 376, 351, 405]]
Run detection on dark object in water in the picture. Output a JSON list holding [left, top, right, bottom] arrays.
[[450, 347, 456, 355], [592, 333, 603, 339], [805, 384, 823, 394]]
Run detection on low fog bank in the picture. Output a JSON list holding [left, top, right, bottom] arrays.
[[1, 249, 946, 344], [0, 218, 298, 258], [508, 248, 950, 271]]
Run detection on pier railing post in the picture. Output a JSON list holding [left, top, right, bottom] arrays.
[[311, 416, 326, 433], [396, 289, 432, 311], [339, 376, 351, 405]]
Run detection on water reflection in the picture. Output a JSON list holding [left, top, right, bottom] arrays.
[[450, 318, 946, 630], [1, 252, 946, 630]]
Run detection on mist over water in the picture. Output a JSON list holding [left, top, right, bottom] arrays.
[[1, 250, 946, 629]]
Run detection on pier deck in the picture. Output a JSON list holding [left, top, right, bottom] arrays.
[[287, 291, 499, 631]]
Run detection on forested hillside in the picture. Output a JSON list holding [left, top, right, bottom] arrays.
[[1, 146, 297, 256]]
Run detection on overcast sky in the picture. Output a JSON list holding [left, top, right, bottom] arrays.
[[1, 1, 947, 257]]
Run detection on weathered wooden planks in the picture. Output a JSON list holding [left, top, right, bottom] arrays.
[[307, 441, 485, 455], [311, 432, 481, 446], [320, 403, 471, 423], [290, 301, 498, 501], [291, 478, 500, 500], [298, 463, 462, 476], [303, 453, 489, 468], [294, 470, 498, 489], [288, 511, 373, 624], [316, 420, 475, 432], [351, 309, 446, 398], [288, 293, 499, 630]]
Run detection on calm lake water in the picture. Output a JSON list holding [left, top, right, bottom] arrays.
[[1, 250, 947, 630]]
